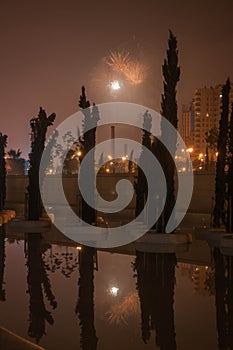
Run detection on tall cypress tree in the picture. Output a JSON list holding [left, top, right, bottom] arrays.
[[75, 247, 98, 350], [0, 226, 6, 301], [227, 102, 233, 231], [27, 234, 57, 343], [213, 248, 233, 348], [78, 86, 99, 225], [0, 133, 7, 211], [213, 79, 230, 227], [134, 252, 176, 348], [135, 110, 152, 218], [157, 31, 180, 232], [28, 108, 56, 220]]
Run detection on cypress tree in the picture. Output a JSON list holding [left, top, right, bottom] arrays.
[[27, 234, 57, 343], [135, 110, 152, 218], [227, 102, 233, 231], [78, 86, 99, 225], [0, 226, 6, 301], [76, 247, 98, 350], [0, 132, 7, 210], [157, 31, 180, 232], [28, 108, 56, 220], [0, 133, 7, 211], [134, 252, 176, 348], [213, 79, 230, 227]]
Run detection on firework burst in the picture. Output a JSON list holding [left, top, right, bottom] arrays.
[[106, 292, 139, 326], [106, 50, 147, 85]]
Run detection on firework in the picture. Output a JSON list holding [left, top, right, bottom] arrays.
[[106, 292, 139, 326], [106, 50, 147, 85]]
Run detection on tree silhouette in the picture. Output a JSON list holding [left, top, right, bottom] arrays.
[[205, 127, 218, 153], [128, 149, 134, 173], [75, 246, 98, 350], [154, 31, 180, 232], [135, 110, 152, 217], [27, 233, 57, 343], [7, 148, 22, 159], [133, 252, 177, 348], [43, 246, 79, 278], [205, 127, 219, 171], [28, 107, 56, 220], [0, 226, 6, 301], [0, 132, 7, 211], [213, 79, 230, 227], [227, 102, 233, 231], [213, 248, 233, 349], [78, 86, 99, 224]]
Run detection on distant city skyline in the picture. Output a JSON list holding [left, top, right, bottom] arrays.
[[1, 0, 233, 157]]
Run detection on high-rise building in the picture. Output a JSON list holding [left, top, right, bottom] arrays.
[[179, 102, 194, 147], [187, 84, 233, 159], [193, 86, 221, 157]]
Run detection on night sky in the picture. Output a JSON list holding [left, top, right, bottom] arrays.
[[1, 0, 233, 156]]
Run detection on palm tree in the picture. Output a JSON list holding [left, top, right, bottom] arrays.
[[7, 148, 22, 159]]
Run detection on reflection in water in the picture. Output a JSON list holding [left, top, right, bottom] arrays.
[[214, 248, 233, 349], [76, 246, 98, 350], [0, 226, 6, 301], [26, 233, 57, 343], [106, 291, 139, 326], [43, 246, 79, 278], [134, 252, 177, 349]]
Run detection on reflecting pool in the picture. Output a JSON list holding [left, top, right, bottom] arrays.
[[0, 227, 232, 349]]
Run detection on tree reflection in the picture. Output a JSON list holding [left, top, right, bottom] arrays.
[[133, 252, 177, 349], [75, 246, 98, 350], [26, 233, 57, 343], [0, 226, 6, 301], [214, 248, 233, 349]]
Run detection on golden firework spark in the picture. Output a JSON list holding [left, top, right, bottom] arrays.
[[106, 51, 147, 86], [106, 292, 139, 326]]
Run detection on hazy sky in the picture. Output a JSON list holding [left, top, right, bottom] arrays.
[[1, 0, 233, 156]]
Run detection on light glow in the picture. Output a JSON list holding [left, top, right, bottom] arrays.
[[110, 286, 119, 296], [110, 80, 121, 91]]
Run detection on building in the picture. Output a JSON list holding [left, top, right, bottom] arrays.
[[184, 84, 233, 160], [179, 102, 194, 147]]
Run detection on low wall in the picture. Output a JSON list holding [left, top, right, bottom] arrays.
[[5, 172, 215, 215]]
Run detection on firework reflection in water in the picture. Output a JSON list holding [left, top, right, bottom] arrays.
[[106, 292, 139, 326]]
